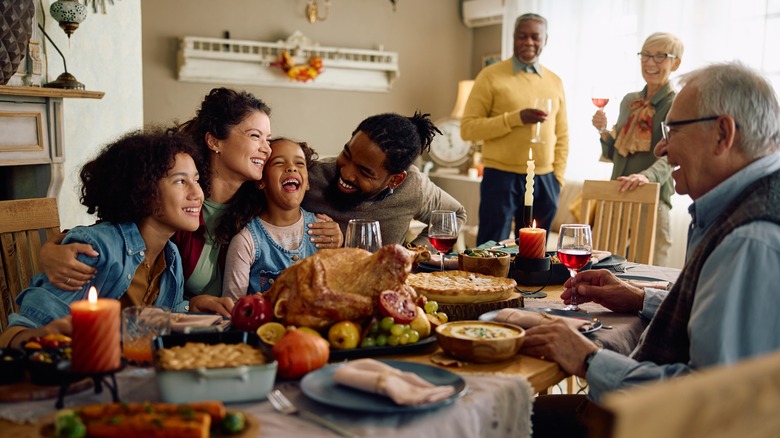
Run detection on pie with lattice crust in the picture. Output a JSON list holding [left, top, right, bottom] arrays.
[[406, 270, 517, 304]]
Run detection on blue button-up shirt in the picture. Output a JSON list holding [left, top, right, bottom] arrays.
[[587, 153, 780, 402]]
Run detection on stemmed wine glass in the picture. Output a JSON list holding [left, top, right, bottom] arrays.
[[531, 98, 552, 143], [591, 99, 610, 134], [557, 224, 593, 312], [345, 219, 382, 252], [428, 210, 458, 271]]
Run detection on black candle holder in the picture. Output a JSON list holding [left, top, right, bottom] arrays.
[[56, 360, 125, 409], [511, 255, 552, 297]]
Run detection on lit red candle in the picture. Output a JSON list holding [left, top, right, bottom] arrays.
[[518, 221, 546, 259], [70, 287, 121, 374]]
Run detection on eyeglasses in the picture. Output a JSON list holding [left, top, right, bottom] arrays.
[[637, 52, 678, 63], [660, 116, 720, 142]]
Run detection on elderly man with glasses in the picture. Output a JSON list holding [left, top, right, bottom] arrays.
[[591, 32, 684, 267], [531, 61, 780, 436]]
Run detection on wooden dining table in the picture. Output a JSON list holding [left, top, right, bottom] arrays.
[[0, 262, 680, 438]]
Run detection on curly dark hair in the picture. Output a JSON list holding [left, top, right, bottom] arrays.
[[175, 87, 271, 198], [215, 137, 319, 245], [352, 111, 441, 174], [79, 129, 202, 223]]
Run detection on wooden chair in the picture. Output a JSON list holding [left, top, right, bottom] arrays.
[[590, 350, 780, 438], [580, 180, 660, 265], [0, 198, 61, 332]]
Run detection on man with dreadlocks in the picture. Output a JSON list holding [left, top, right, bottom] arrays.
[[302, 111, 467, 247]]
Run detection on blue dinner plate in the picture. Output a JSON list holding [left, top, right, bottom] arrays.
[[300, 360, 467, 413], [592, 254, 627, 268]]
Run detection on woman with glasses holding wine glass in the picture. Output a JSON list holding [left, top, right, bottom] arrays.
[[591, 32, 683, 267]]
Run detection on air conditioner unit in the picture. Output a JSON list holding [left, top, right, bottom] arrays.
[[462, 0, 504, 28]]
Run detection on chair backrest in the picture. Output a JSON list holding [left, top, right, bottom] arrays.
[[593, 350, 780, 438], [580, 180, 659, 265], [0, 198, 61, 332]]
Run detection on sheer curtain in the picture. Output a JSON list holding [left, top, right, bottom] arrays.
[[501, 0, 780, 268]]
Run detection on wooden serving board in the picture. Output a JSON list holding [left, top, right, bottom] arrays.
[[0, 378, 92, 403], [438, 292, 524, 321]]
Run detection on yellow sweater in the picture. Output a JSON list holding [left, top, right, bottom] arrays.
[[461, 58, 569, 185]]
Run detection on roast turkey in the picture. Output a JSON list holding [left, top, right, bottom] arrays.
[[265, 244, 416, 329]]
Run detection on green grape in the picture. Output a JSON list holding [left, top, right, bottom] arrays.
[[376, 334, 388, 347], [387, 334, 400, 346], [360, 336, 376, 348], [399, 332, 410, 345], [390, 324, 405, 337], [402, 324, 411, 332], [435, 312, 449, 323], [408, 329, 420, 343], [424, 301, 439, 314], [379, 317, 395, 333], [369, 321, 380, 334]]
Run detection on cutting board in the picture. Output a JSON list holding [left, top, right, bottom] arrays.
[[439, 292, 523, 321]]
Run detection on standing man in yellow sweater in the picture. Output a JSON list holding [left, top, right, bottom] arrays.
[[461, 13, 568, 244]]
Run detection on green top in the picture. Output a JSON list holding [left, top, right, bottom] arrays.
[[600, 83, 675, 208], [183, 198, 227, 297]]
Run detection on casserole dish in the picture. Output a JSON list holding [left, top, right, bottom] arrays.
[[152, 331, 277, 403]]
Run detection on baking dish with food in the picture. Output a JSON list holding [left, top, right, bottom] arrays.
[[152, 331, 277, 403]]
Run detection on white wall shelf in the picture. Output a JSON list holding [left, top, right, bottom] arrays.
[[177, 31, 400, 92]]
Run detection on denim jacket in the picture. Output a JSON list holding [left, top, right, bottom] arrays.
[[9, 221, 188, 329]]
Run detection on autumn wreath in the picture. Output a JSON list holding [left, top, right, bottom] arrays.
[[272, 50, 324, 82]]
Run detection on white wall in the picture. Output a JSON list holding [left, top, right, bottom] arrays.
[[40, 1, 144, 229]]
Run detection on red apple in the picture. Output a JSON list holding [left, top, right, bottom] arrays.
[[231, 293, 273, 332]]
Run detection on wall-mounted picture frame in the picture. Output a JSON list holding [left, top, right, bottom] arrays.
[[482, 53, 501, 68]]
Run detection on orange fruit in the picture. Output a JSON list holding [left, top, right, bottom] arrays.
[[256, 322, 287, 345]]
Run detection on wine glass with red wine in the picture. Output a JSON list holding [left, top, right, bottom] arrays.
[[428, 210, 459, 271], [591, 88, 610, 133], [557, 224, 593, 312]]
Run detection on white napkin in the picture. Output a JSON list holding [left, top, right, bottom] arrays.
[[333, 359, 456, 406], [171, 314, 230, 333], [494, 308, 593, 333]]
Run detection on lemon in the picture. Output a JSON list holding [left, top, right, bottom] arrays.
[[256, 322, 287, 345]]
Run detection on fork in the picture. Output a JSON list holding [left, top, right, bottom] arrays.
[[267, 389, 358, 438], [613, 263, 637, 273]]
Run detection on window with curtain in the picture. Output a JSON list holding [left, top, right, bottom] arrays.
[[499, 0, 779, 268], [502, 0, 780, 181]]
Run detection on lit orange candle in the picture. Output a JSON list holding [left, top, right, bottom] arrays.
[[518, 220, 546, 259], [70, 287, 121, 374]]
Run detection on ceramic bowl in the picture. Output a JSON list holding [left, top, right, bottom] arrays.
[[458, 250, 511, 278], [153, 331, 277, 403], [435, 321, 525, 363]]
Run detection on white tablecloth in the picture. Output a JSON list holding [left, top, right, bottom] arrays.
[[0, 367, 535, 438]]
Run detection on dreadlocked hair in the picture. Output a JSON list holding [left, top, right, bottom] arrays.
[[353, 111, 441, 174], [174, 87, 271, 199], [214, 137, 319, 246]]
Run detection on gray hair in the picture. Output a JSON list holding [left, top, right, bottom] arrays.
[[680, 61, 780, 158], [514, 13, 547, 33]]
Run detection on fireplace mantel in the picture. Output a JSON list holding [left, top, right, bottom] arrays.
[[0, 85, 104, 201]]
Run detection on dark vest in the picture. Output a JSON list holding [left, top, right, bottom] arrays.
[[633, 168, 780, 364]]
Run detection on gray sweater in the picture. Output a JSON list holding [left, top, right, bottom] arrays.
[[302, 157, 467, 247]]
